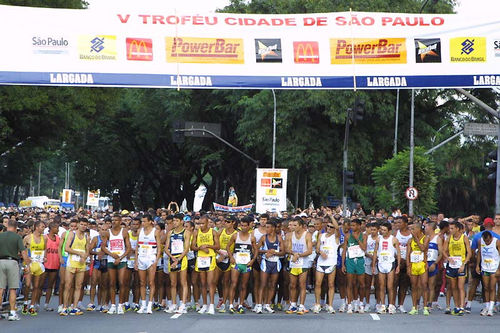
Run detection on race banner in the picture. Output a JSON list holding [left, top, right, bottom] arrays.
[[0, 5, 499, 89], [213, 202, 253, 212], [256, 169, 287, 213]]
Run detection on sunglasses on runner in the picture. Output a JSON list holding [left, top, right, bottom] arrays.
[[326, 225, 335, 228]]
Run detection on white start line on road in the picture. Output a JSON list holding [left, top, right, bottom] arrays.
[[370, 314, 381, 321], [171, 313, 182, 319]]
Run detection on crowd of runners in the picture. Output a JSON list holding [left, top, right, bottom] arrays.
[[1, 206, 500, 321]]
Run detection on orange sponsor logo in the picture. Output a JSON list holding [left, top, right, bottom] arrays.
[[166, 37, 244, 64], [330, 38, 407, 64]]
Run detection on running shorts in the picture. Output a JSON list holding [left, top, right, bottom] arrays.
[[137, 256, 156, 271], [427, 261, 439, 277], [482, 271, 495, 277], [107, 262, 127, 270], [261, 259, 281, 274], [410, 261, 426, 276], [234, 264, 252, 274], [216, 261, 231, 272], [60, 256, 68, 268], [188, 258, 196, 273], [445, 263, 466, 278], [345, 258, 365, 275], [168, 256, 188, 272], [316, 264, 335, 274], [195, 256, 216, 272], [289, 267, 308, 276], [377, 261, 396, 274]]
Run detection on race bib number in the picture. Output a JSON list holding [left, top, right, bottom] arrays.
[[410, 251, 424, 263], [139, 244, 153, 256], [171, 239, 184, 255], [71, 254, 81, 262], [32, 250, 44, 263], [322, 246, 332, 256], [197, 256, 211, 268], [427, 249, 438, 262], [235, 252, 251, 265], [348, 245, 364, 258], [379, 251, 392, 263], [290, 257, 304, 268], [483, 258, 499, 271], [399, 245, 407, 258], [449, 256, 462, 269], [217, 250, 229, 263]]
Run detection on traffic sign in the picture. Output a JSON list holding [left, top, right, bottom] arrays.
[[405, 187, 418, 200], [463, 123, 498, 136]]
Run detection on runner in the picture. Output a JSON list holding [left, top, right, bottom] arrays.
[[425, 221, 442, 311], [252, 213, 268, 311], [286, 216, 313, 315], [336, 218, 349, 312], [87, 223, 107, 312], [124, 217, 140, 312], [227, 216, 257, 314], [476, 231, 500, 316], [58, 219, 77, 313], [407, 222, 430, 315], [164, 213, 191, 314], [43, 221, 60, 312], [191, 215, 220, 315], [102, 213, 131, 315], [364, 222, 379, 312], [135, 214, 162, 314], [443, 221, 471, 316], [61, 218, 90, 316], [375, 222, 401, 314], [215, 215, 237, 313], [394, 216, 412, 313], [342, 218, 367, 314], [312, 215, 340, 314], [257, 218, 285, 314], [23, 220, 46, 316]]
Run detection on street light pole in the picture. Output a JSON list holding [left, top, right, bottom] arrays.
[[409, 89, 415, 216], [272, 89, 277, 169]]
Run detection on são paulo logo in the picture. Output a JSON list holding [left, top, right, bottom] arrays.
[[32, 36, 69, 55], [414, 38, 441, 63]]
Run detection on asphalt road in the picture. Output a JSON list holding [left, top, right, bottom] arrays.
[[1, 295, 499, 333]]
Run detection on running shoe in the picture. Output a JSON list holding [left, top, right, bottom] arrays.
[[255, 304, 263, 314], [57, 305, 64, 314], [408, 307, 418, 315], [59, 308, 69, 316], [117, 304, 125, 315], [457, 308, 464, 316], [286, 305, 298, 314], [146, 303, 153, 314], [326, 305, 335, 314], [137, 306, 146, 314], [101, 305, 109, 313], [238, 305, 245, 314], [338, 303, 346, 313], [28, 307, 38, 316], [354, 303, 359, 313], [423, 307, 430, 316], [398, 305, 407, 314], [152, 303, 160, 311], [133, 304, 140, 312], [480, 307, 488, 316], [21, 304, 28, 315], [276, 303, 283, 311], [164, 305, 175, 313], [347, 304, 353, 314], [208, 304, 215, 315], [177, 304, 187, 314], [464, 306, 471, 314], [377, 305, 386, 314], [487, 309, 493, 317], [439, 292, 445, 297], [108, 304, 116, 315], [44, 304, 54, 312], [124, 304, 131, 312], [86, 304, 96, 312], [444, 307, 451, 315], [229, 305, 236, 314], [388, 304, 396, 315], [198, 305, 208, 314], [264, 304, 275, 313], [359, 304, 365, 314], [312, 304, 321, 314], [296, 305, 306, 315], [451, 308, 460, 316], [69, 308, 83, 316], [218, 304, 226, 313], [216, 299, 224, 310], [8, 312, 20, 321]]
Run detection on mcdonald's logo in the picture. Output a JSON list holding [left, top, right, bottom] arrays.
[[126, 38, 153, 61], [293, 41, 319, 64]]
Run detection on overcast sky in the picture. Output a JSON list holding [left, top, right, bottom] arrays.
[[88, 0, 499, 15]]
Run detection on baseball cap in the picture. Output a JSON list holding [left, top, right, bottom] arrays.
[[121, 210, 129, 215], [484, 217, 494, 227]]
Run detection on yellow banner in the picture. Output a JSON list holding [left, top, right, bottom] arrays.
[[330, 38, 406, 64], [265, 189, 277, 196], [450, 37, 486, 63], [166, 37, 244, 64], [78, 35, 117, 61]]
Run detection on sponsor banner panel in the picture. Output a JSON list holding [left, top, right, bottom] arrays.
[[213, 203, 253, 212], [0, 4, 499, 88], [256, 169, 287, 214]]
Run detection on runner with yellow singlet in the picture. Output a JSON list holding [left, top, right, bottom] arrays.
[[443, 221, 471, 316], [61, 218, 90, 316], [406, 222, 429, 316], [124, 217, 140, 312], [23, 220, 46, 316], [215, 215, 237, 313], [191, 215, 220, 315], [57, 219, 78, 314]]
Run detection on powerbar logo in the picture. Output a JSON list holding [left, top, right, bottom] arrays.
[[330, 38, 407, 64], [166, 37, 244, 64]]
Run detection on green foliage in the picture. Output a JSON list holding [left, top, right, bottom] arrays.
[[0, 0, 87, 8], [373, 147, 437, 215]]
